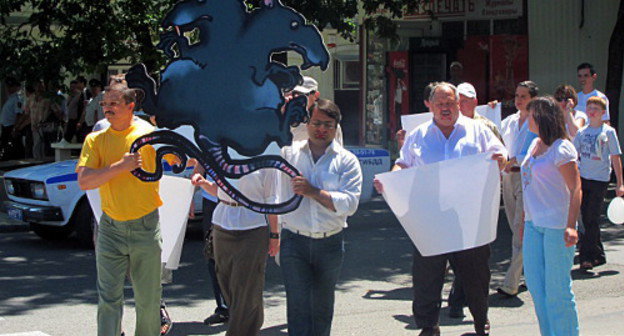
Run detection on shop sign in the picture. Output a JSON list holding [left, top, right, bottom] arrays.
[[401, 0, 522, 20]]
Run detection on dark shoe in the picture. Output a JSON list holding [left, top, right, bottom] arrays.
[[593, 258, 606, 267], [160, 306, 173, 335], [580, 261, 593, 271], [496, 287, 517, 298], [204, 311, 229, 325], [418, 325, 440, 336], [475, 322, 490, 335], [448, 305, 465, 318]]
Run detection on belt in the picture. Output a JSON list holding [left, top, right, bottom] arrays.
[[219, 199, 243, 207], [509, 166, 521, 173], [286, 227, 343, 239]]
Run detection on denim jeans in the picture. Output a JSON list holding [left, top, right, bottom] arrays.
[[280, 229, 344, 336], [523, 221, 579, 336]]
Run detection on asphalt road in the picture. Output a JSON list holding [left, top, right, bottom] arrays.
[[1, 198, 624, 336]]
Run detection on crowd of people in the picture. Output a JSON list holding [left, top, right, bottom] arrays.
[[0, 76, 106, 160], [375, 62, 619, 336], [2, 59, 619, 336]]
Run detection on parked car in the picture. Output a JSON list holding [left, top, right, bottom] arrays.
[[3, 159, 200, 248]]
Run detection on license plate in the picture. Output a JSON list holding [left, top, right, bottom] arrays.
[[7, 208, 24, 222]]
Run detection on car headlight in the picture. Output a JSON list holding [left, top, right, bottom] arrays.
[[5, 179, 14, 195], [30, 182, 48, 200]]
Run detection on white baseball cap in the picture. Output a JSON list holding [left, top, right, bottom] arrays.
[[457, 82, 477, 99], [292, 76, 318, 94]]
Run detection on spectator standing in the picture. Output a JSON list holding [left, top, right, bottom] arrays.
[[576, 63, 609, 123]]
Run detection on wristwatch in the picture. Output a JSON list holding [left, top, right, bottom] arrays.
[[269, 232, 280, 239]]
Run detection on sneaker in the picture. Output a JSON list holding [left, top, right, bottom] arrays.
[[160, 306, 173, 335], [204, 311, 229, 325]]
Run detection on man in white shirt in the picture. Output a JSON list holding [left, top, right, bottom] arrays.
[[1, 77, 23, 158], [497, 81, 539, 298], [278, 98, 362, 336], [375, 82, 506, 336], [576, 62, 610, 123]]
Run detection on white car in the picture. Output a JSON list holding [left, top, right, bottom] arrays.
[[3, 159, 200, 247]]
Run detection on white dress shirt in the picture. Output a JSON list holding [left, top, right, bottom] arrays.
[[278, 140, 362, 234], [212, 169, 276, 231], [500, 112, 537, 164], [396, 115, 507, 168]]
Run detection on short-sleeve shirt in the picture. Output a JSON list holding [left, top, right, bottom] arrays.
[[577, 89, 609, 121], [212, 169, 276, 231], [76, 122, 162, 221], [1, 93, 23, 127], [521, 138, 578, 229], [573, 124, 622, 182], [396, 115, 507, 168]]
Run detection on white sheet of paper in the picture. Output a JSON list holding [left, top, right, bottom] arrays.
[[375, 153, 500, 256], [401, 112, 432, 134], [86, 175, 195, 269], [475, 103, 502, 129]]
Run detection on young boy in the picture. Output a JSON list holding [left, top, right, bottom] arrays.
[[573, 96, 624, 270]]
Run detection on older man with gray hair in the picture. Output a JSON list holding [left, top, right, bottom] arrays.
[[375, 82, 506, 336]]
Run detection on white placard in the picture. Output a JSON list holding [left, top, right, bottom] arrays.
[[475, 103, 502, 129], [375, 153, 500, 256], [87, 175, 194, 269], [401, 112, 432, 135]]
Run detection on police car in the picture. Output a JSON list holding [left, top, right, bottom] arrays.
[[3, 159, 200, 248]]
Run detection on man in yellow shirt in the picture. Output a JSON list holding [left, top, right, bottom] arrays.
[[77, 83, 163, 336]]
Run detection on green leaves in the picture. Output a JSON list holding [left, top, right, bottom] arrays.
[[1, 0, 418, 85]]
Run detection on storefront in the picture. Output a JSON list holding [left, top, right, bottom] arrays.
[[360, 0, 527, 150]]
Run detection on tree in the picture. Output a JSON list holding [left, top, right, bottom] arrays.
[[0, 0, 418, 85], [605, 0, 624, 128]]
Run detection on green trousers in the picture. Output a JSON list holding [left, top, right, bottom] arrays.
[[96, 210, 162, 336]]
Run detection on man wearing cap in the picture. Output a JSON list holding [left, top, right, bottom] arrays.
[[277, 98, 362, 336], [449, 61, 464, 86], [286, 76, 344, 145], [458, 82, 502, 141]]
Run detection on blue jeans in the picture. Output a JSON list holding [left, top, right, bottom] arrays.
[[523, 221, 579, 336], [280, 229, 344, 336]]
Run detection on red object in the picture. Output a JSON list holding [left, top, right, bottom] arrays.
[[457, 36, 489, 103], [386, 51, 410, 133], [326, 43, 336, 48], [489, 35, 529, 102]]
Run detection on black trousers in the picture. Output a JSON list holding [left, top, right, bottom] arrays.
[[579, 178, 609, 264], [412, 244, 490, 330]]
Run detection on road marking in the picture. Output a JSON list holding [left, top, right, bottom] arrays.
[[0, 332, 52, 336]]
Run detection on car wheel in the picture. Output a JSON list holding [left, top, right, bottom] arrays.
[[72, 198, 95, 249], [30, 222, 73, 241]]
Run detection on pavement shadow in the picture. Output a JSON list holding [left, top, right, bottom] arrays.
[[167, 321, 227, 336], [259, 323, 289, 335], [393, 310, 473, 330], [571, 268, 619, 280], [362, 286, 412, 301]]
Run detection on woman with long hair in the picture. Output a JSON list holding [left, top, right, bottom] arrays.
[[521, 96, 581, 335]]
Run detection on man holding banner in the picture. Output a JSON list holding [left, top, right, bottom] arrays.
[[375, 82, 506, 336]]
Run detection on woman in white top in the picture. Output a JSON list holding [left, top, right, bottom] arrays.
[[521, 96, 581, 336], [192, 170, 280, 336]]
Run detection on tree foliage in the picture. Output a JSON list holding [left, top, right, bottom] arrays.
[[0, 0, 419, 85]]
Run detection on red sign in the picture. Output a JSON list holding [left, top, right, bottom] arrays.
[[386, 51, 410, 134], [489, 35, 528, 102]]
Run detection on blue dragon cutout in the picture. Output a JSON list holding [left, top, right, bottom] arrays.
[[126, 0, 330, 214]]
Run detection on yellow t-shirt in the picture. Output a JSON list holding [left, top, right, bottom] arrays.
[[76, 122, 163, 221]]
